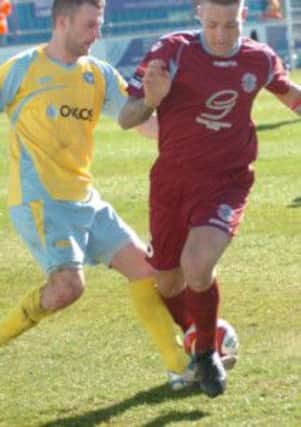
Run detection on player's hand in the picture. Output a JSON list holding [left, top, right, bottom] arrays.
[[292, 100, 301, 115], [143, 59, 172, 109]]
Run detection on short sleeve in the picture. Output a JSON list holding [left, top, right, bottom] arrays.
[[265, 48, 290, 95], [92, 59, 128, 119]]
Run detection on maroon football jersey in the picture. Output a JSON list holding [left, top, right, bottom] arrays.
[[128, 31, 290, 174]]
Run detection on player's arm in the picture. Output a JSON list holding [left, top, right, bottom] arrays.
[[119, 60, 171, 129], [0, 53, 39, 113], [95, 59, 158, 138], [264, 48, 301, 115], [119, 96, 155, 130], [273, 81, 301, 115], [136, 114, 158, 139]]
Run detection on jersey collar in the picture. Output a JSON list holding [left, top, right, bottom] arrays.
[[199, 31, 241, 58]]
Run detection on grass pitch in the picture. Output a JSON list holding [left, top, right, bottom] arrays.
[[0, 72, 300, 427]]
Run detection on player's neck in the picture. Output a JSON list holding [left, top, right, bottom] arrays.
[[200, 32, 241, 58], [45, 38, 79, 66]]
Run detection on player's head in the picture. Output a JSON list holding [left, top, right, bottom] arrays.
[[51, 0, 105, 58], [197, 0, 247, 57]]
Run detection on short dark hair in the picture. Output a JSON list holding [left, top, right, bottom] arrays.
[[52, 0, 104, 23]]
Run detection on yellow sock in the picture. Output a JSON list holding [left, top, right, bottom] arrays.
[[0, 286, 51, 346], [129, 277, 188, 373]]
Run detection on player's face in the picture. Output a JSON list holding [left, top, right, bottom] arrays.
[[198, 2, 246, 57], [64, 3, 104, 58]]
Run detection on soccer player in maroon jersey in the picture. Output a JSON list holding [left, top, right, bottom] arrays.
[[118, 0, 301, 398]]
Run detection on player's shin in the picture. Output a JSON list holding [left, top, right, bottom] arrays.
[[129, 277, 188, 373], [186, 280, 220, 353], [161, 289, 192, 332], [0, 286, 51, 346], [186, 280, 227, 397]]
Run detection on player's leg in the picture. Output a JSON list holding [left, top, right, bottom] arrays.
[[41, 268, 85, 311], [181, 225, 230, 397], [156, 269, 192, 333], [158, 268, 239, 374], [0, 267, 86, 346], [111, 243, 189, 378], [0, 267, 86, 347], [182, 226, 230, 352], [147, 171, 194, 335], [86, 201, 190, 389], [0, 200, 88, 346], [180, 167, 254, 398], [0, 285, 52, 346]]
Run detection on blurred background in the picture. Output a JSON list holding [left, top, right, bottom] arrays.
[[0, 0, 300, 79]]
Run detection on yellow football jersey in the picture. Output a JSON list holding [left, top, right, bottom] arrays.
[[0, 45, 128, 205]]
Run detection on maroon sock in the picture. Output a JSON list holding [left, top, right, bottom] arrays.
[[162, 289, 193, 332], [186, 280, 220, 354]]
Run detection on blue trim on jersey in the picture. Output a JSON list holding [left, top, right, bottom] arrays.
[[0, 48, 38, 112], [88, 57, 127, 119], [20, 140, 51, 203], [45, 55, 78, 70], [11, 84, 66, 127], [169, 60, 178, 80]]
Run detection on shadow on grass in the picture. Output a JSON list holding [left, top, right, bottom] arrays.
[[143, 409, 206, 427], [288, 197, 301, 208], [41, 384, 208, 427], [256, 118, 301, 132]]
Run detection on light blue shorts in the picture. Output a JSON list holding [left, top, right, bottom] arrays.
[[9, 189, 141, 274]]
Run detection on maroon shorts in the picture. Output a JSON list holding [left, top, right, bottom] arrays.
[[147, 165, 255, 270]]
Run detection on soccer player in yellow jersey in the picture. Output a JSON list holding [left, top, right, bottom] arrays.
[[0, 0, 194, 391]]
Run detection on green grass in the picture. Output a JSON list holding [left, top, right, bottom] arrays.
[[0, 71, 301, 427]]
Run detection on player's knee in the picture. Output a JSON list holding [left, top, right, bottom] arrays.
[[44, 270, 85, 310], [111, 241, 155, 281], [156, 271, 184, 297], [157, 277, 175, 297], [51, 279, 85, 310], [181, 254, 212, 291]]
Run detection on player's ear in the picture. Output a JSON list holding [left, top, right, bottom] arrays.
[[196, 4, 203, 20], [242, 6, 248, 22], [55, 13, 70, 31]]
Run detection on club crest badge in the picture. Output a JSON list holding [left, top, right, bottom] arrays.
[[217, 204, 234, 223], [241, 73, 257, 93], [83, 72, 95, 85]]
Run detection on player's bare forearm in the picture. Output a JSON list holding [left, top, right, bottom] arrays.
[[136, 115, 158, 139], [119, 96, 154, 129], [275, 82, 301, 114], [119, 60, 171, 129]]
